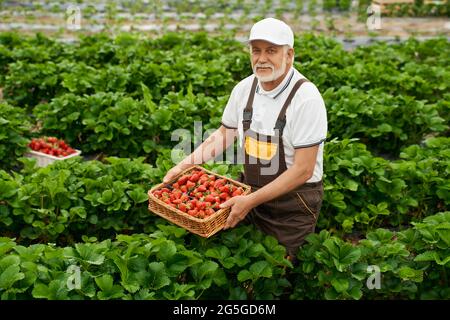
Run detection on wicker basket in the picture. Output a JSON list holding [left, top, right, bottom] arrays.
[[148, 165, 251, 238]]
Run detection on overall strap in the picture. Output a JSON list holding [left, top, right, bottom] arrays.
[[274, 78, 309, 135], [242, 77, 258, 131]]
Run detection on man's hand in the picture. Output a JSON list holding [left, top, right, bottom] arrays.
[[220, 195, 254, 229]]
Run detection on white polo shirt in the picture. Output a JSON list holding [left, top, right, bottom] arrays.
[[221, 67, 327, 182]]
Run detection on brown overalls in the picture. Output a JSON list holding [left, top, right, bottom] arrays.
[[238, 77, 324, 260]]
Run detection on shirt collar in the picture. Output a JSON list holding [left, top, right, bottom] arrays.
[[256, 67, 294, 99]]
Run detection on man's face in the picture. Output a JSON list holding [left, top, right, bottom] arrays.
[[250, 40, 292, 83]]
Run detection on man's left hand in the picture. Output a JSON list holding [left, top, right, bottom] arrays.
[[220, 195, 254, 230]]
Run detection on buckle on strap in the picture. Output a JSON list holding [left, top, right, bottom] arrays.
[[274, 118, 286, 133], [243, 110, 252, 122]]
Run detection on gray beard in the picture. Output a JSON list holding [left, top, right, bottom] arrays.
[[253, 57, 288, 83]]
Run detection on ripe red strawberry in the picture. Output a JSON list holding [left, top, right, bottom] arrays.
[[214, 179, 225, 189], [186, 181, 196, 189], [232, 188, 243, 197], [189, 174, 200, 183], [177, 175, 189, 186], [188, 209, 198, 217], [178, 203, 187, 212], [219, 192, 228, 200], [153, 190, 162, 196], [198, 210, 206, 219]]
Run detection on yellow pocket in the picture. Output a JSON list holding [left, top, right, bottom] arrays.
[[245, 136, 278, 161]]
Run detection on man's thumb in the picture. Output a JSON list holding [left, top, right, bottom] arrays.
[[219, 198, 234, 209]]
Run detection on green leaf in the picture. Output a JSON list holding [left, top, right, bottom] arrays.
[[0, 181, 17, 198], [337, 247, 361, 271], [190, 260, 218, 290], [156, 224, 187, 238], [95, 274, 114, 292], [72, 243, 105, 265], [205, 246, 231, 261], [1, 250, 20, 264], [377, 123, 392, 133], [398, 267, 423, 283], [213, 268, 228, 287], [95, 274, 125, 300], [156, 241, 177, 261], [32, 283, 51, 299], [331, 278, 349, 293], [162, 283, 195, 300], [151, 108, 172, 130], [141, 82, 157, 113], [249, 261, 272, 279], [127, 188, 148, 204], [348, 284, 363, 300], [98, 189, 114, 205], [0, 239, 16, 256], [232, 255, 250, 267], [32, 280, 68, 300], [343, 179, 358, 191], [70, 206, 87, 219], [263, 235, 280, 252], [324, 239, 361, 272], [237, 270, 252, 282], [148, 262, 170, 290], [302, 261, 315, 273], [414, 251, 438, 262], [324, 288, 339, 300], [323, 239, 340, 258], [211, 164, 228, 176], [415, 251, 450, 266], [166, 253, 191, 276], [0, 265, 25, 289], [247, 243, 266, 258]]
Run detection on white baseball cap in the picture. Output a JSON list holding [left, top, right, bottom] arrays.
[[248, 18, 294, 48]]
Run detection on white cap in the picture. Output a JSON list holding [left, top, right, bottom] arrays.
[[248, 18, 294, 48]]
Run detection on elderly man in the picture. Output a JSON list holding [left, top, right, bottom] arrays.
[[164, 18, 327, 261]]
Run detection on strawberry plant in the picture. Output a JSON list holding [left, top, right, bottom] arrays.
[[321, 137, 449, 234], [0, 157, 157, 244], [324, 86, 447, 155], [0, 103, 32, 170], [400, 212, 450, 299], [291, 216, 448, 300]]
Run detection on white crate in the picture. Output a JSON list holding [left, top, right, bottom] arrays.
[[24, 149, 82, 167]]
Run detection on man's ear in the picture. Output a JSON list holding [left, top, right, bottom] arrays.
[[287, 47, 294, 64]]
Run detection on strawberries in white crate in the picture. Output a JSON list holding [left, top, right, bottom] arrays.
[[26, 136, 81, 167], [29, 137, 77, 157]]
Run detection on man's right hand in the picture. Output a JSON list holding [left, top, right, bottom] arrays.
[[162, 163, 193, 184]]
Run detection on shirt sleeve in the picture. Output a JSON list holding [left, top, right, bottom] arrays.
[[221, 85, 240, 129], [289, 97, 328, 148]]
